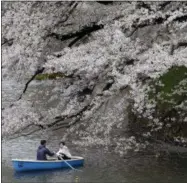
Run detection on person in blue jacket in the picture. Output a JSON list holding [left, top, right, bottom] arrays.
[[37, 140, 55, 160]]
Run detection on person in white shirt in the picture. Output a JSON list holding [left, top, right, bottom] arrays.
[[56, 141, 72, 160]]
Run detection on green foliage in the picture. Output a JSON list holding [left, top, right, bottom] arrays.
[[148, 66, 187, 113], [35, 72, 65, 80], [145, 66, 187, 140]]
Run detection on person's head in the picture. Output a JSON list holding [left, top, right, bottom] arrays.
[[40, 140, 46, 146], [59, 141, 65, 148]]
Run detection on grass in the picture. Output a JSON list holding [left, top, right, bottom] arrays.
[[35, 72, 65, 80]]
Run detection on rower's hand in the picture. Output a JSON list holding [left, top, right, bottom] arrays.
[[55, 153, 59, 156]]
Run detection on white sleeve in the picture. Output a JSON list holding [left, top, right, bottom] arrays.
[[66, 147, 72, 158], [62, 146, 72, 158], [56, 148, 62, 156]]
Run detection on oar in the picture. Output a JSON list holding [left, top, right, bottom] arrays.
[[59, 156, 82, 172]]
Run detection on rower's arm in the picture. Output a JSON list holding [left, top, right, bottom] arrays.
[[45, 148, 55, 157]]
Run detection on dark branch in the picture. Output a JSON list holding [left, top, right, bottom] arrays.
[[68, 34, 86, 47], [18, 67, 45, 100], [2, 38, 14, 46], [170, 41, 187, 55], [136, 2, 154, 12], [159, 1, 171, 10], [46, 23, 104, 46], [48, 103, 93, 129], [96, 1, 113, 5], [173, 14, 187, 22], [55, 2, 78, 26]]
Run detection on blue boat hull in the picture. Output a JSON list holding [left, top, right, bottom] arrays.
[[12, 156, 84, 172]]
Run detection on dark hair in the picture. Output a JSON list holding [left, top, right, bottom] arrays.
[[41, 140, 46, 145], [59, 141, 65, 146]]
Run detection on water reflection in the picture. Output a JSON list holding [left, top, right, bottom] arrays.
[[14, 169, 71, 178], [14, 169, 75, 183]]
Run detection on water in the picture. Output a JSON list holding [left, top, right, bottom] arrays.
[[2, 132, 187, 183]]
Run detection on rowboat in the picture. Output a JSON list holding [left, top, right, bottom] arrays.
[[12, 156, 84, 172]]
